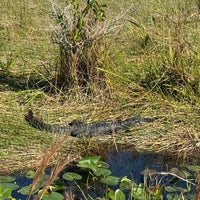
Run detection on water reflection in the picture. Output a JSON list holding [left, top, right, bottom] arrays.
[[107, 148, 196, 199], [107, 149, 165, 184], [11, 147, 198, 199]]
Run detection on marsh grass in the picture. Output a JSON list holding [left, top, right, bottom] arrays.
[[26, 134, 78, 200], [107, 0, 200, 101], [0, 0, 200, 174], [1, 89, 200, 174], [196, 171, 200, 200], [50, 0, 109, 92]]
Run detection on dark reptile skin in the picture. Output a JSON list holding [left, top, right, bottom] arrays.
[[25, 109, 155, 137]]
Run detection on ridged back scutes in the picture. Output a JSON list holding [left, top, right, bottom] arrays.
[[25, 110, 155, 136]]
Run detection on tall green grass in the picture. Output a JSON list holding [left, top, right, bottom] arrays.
[[0, 0, 199, 102], [105, 0, 200, 103]]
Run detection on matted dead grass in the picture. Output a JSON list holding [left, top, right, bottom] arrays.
[[0, 89, 200, 175], [0, 0, 200, 178]]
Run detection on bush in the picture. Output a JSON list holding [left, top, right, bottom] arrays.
[[50, 0, 109, 93]]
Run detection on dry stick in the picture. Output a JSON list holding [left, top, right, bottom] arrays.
[[26, 131, 74, 200], [35, 155, 77, 200], [159, 172, 196, 186], [64, 190, 75, 200], [196, 171, 200, 200]]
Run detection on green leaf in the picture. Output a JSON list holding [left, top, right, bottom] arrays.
[[77, 156, 102, 172], [108, 189, 115, 200], [108, 189, 125, 200], [73, 29, 80, 41], [115, 189, 125, 200], [0, 183, 19, 190], [19, 184, 39, 195], [131, 183, 146, 199], [94, 168, 111, 177], [78, 18, 83, 29], [186, 165, 200, 172], [52, 181, 65, 191], [120, 176, 132, 190], [0, 185, 12, 198], [26, 170, 36, 179], [97, 161, 109, 168], [62, 172, 82, 181], [153, 186, 163, 199], [165, 186, 188, 193], [42, 191, 64, 200], [172, 186, 188, 193], [78, 156, 101, 164], [100, 176, 119, 186], [19, 185, 32, 195], [0, 176, 15, 183], [186, 194, 196, 199], [166, 193, 179, 200], [164, 186, 177, 193], [77, 161, 99, 172]]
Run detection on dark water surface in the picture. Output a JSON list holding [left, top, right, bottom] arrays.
[[11, 148, 197, 199], [106, 148, 197, 199]]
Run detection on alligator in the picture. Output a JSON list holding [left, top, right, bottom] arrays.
[[25, 109, 155, 137]]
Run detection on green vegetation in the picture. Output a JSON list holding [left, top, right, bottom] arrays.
[[51, 0, 108, 91], [0, 176, 18, 200], [0, 156, 199, 199], [0, 0, 200, 185]]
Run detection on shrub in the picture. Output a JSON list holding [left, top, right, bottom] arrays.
[[50, 0, 109, 93]]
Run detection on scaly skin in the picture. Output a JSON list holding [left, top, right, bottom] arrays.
[[25, 110, 155, 137], [25, 110, 72, 134]]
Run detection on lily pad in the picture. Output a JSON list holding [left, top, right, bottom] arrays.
[[94, 168, 111, 177], [0, 176, 15, 183], [77, 161, 99, 172], [0, 185, 12, 199], [101, 176, 119, 186], [115, 189, 125, 200], [0, 182, 19, 190], [62, 172, 82, 181], [42, 191, 64, 200], [97, 161, 109, 168], [19, 184, 39, 195], [78, 156, 101, 164]]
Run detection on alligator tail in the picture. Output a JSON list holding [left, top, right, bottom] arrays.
[[24, 109, 70, 133]]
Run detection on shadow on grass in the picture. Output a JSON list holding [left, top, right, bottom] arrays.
[[0, 73, 54, 92]]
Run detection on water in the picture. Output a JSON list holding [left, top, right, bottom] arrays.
[[8, 148, 197, 199], [107, 149, 164, 183], [12, 175, 33, 200], [106, 149, 196, 199]]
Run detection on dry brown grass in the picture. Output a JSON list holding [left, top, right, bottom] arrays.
[[0, 0, 200, 177], [26, 133, 78, 200], [196, 171, 200, 200], [1, 89, 200, 174]]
